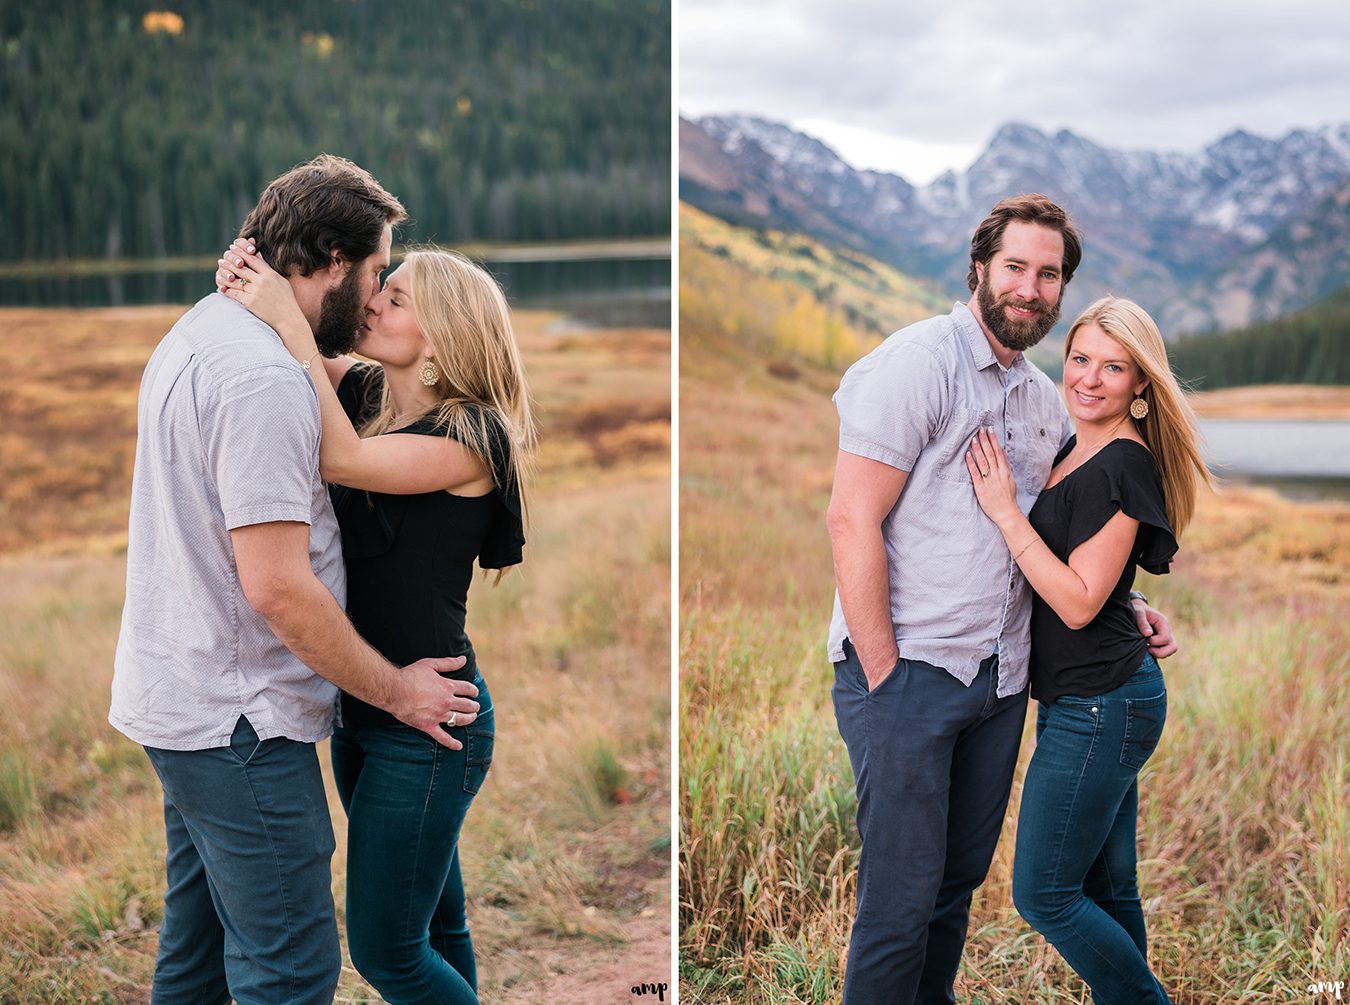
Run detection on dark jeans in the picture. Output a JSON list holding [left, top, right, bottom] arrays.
[[1013, 655, 1172, 1005], [832, 641, 1028, 1005], [144, 716, 341, 1005], [331, 672, 494, 1005]]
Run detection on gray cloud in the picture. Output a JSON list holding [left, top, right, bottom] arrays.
[[681, 0, 1350, 169]]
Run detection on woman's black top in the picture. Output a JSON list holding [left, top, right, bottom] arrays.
[[332, 361, 523, 727], [1027, 437, 1177, 704]]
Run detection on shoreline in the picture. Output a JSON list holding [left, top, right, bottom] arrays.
[[0, 237, 672, 279], [1187, 384, 1350, 420]]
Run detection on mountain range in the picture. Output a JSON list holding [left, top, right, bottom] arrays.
[[679, 115, 1350, 335]]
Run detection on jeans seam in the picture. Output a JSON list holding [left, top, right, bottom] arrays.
[[1047, 704, 1101, 913], [236, 751, 301, 1002], [1096, 849, 1124, 921], [855, 686, 872, 943], [167, 801, 230, 1005], [403, 741, 441, 1001]]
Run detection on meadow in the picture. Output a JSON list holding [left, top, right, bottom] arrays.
[[678, 314, 1350, 1004], [0, 304, 671, 1002]]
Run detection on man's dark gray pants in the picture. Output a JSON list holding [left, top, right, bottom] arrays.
[[144, 715, 341, 1005], [832, 642, 1028, 1005]]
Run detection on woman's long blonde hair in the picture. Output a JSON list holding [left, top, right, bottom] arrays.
[[362, 247, 537, 532], [1066, 297, 1213, 536]]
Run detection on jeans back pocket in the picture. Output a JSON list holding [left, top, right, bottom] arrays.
[[1120, 691, 1166, 770], [463, 709, 494, 795]]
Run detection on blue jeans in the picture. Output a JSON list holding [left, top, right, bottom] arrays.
[[832, 641, 1029, 1005], [144, 716, 341, 1005], [1013, 655, 1172, 1005], [331, 672, 494, 1005]]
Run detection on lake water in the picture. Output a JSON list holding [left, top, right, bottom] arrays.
[[0, 251, 671, 328], [1198, 418, 1350, 502]]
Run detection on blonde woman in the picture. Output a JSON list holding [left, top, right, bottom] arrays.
[[966, 297, 1209, 1005], [217, 240, 535, 1004]]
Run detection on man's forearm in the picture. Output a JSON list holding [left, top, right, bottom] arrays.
[[252, 574, 403, 712], [832, 522, 898, 673], [825, 451, 908, 682]]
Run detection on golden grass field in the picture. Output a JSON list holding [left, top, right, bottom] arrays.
[[0, 304, 671, 1002], [678, 319, 1350, 1004]]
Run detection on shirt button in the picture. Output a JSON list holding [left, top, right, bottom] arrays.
[[1040, 428, 1046, 436]]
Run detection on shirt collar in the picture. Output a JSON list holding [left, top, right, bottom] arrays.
[[953, 301, 1027, 376]]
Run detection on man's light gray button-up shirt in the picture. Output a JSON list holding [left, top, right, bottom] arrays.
[[110, 294, 345, 750], [827, 302, 1072, 697]]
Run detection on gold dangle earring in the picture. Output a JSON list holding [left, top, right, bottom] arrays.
[[1129, 396, 1149, 419], [418, 358, 440, 387]]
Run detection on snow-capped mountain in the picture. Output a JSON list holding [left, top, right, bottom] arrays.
[[679, 115, 1350, 333]]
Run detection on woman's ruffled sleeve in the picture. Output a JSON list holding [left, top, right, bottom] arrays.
[[1065, 444, 1177, 575], [446, 405, 525, 570]]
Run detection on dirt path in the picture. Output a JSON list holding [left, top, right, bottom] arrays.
[[492, 909, 672, 1005]]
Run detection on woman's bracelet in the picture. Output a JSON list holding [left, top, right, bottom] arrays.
[[299, 350, 321, 371], [1013, 538, 1037, 562]]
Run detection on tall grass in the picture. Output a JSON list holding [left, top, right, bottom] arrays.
[[679, 320, 1350, 1004], [0, 307, 671, 1001], [0, 749, 37, 832]]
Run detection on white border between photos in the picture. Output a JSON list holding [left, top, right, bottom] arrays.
[[669, 1, 682, 998]]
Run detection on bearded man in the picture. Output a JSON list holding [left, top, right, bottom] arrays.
[[111, 155, 482, 1005], [825, 194, 1178, 1005]]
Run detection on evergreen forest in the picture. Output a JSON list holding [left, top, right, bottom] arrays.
[[0, 0, 671, 262], [1169, 286, 1350, 389]]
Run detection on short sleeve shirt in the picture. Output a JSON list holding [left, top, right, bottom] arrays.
[[110, 294, 346, 750], [827, 302, 1072, 697], [1027, 438, 1177, 702]]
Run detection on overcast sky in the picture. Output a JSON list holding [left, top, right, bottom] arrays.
[[680, 0, 1350, 183]]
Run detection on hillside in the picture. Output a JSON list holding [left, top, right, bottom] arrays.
[[1171, 182, 1350, 332], [679, 202, 948, 372]]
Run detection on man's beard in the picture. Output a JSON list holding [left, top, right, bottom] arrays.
[[313, 267, 367, 357], [977, 280, 1061, 352]]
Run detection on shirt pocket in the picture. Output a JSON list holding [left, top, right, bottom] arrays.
[[1014, 419, 1061, 494], [933, 405, 997, 483]]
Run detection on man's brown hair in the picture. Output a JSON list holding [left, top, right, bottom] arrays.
[[966, 193, 1082, 293], [239, 154, 407, 277]]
